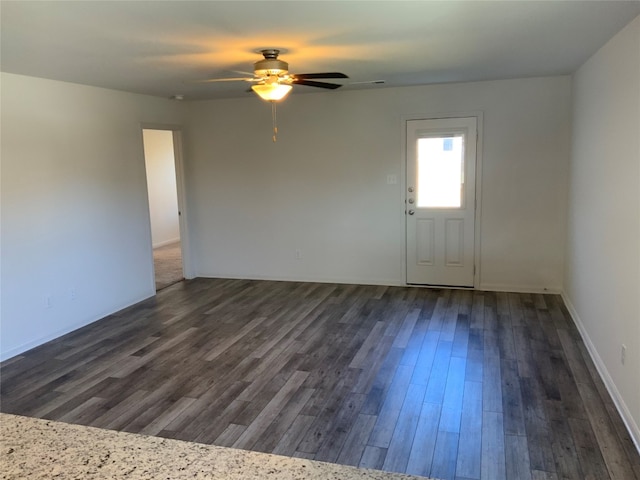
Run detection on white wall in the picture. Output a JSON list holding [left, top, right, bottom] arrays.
[[184, 76, 570, 291], [0, 72, 184, 360], [564, 16, 640, 446], [142, 129, 180, 247]]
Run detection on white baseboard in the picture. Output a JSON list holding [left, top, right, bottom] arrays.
[[1, 324, 91, 362], [478, 283, 562, 294], [153, 238, 180, 249], [196, 272, 405, 288], [561, 291, 640, 453], [197, 274, 563, 294], [0, 291, 155, 363]]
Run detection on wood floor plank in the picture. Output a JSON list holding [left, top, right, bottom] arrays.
[[440, 292, 460, 342], [424, 340, 453, 404], [496, 292, 510, 316], [442, 355, 466, 415], [507, 293, 524, 325], [398, 309, 431, 369], [358, 346, 403, 413], [505, 434, 532, 480], [139, 397, 198, 436], [381, 383, 426, 473], [57, 396, 107, 424], [408, 331, 439, 386], [537, 308, 563, 352], [215, 423, 247, 447], [464, 347, 483, 383], [313, 392, 367, 463], [431, 430, 459, 480], [168, 380, 250, 440], [512, 325, 537, 379], [91, 389, 150, 430], [456, 381, 482, 479], [573, 378, 637, 480], [427, 291, 451, 333], [350, 321, 388, 369], [359, 445, 387, 471], [470, 292, 485, 330], [451, 313, 470, 358], [520, 376, 557, 474], [568, 417, 611, 480], [481, 410, 506, 480], [203, 315, 268, 362], [367, 364, 414, 448], [251, 387, 316, 454], [545, 399, 584, 480], [236, 338, 304, 401], [272, 414, 316, 456], [531, 471, 559, 480], [296, 369, 362, 454], [190, 402, 251, 445], [501, 358, 526, 436], [403, 402, 439, 476], [457, 290, 473, 316], [391, 309, 421, 349], [438, 403, 462, 437], [233, 370, 309, 450], [336, 413, 377, 466], [482, 352, 503, 414]]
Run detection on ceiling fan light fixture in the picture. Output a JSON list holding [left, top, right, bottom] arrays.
[[251, 83, 292, 101]]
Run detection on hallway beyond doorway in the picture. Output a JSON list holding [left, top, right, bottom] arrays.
[[153, 241, 183, 290]]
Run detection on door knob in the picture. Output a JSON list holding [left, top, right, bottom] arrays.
[[408, 210, 415, 215]]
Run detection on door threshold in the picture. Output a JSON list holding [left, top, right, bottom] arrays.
[[406, 283, 474, 290]]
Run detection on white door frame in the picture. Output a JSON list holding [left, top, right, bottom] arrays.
[[400, 112, 484, 288], [140, 123, 194, 284]]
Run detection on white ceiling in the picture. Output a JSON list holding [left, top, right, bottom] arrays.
[[1, 1, 639, 100]]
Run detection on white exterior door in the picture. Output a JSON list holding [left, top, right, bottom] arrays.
[[406, 117, 477, 287]]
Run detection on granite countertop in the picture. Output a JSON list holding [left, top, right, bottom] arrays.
[[1, 413, 432, 479]]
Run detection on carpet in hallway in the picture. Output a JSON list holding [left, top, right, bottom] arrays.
[[153, 241, 183, 290]]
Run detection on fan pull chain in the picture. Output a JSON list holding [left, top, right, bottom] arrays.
[[271, 101, 278, 142]]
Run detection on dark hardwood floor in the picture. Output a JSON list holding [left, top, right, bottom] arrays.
[[1, 278, 638, 480]]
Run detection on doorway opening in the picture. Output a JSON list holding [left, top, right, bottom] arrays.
[[405, 116, 478, 287], [142, 129, 184, 290]]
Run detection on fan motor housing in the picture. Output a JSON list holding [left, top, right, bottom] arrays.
[[254, 58, 289, 76], [254, 49, 289, 76]]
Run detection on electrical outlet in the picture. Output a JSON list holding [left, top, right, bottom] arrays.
[[295, 249, 302, 260], [386, 174, 398, 185], [70, 288, 77, 301], [621, 344, 627, 365], [44, 295, 52, 309]]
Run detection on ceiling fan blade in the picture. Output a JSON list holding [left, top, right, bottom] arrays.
[[232, 70, 257, 76], [191, 77, 256, 83], [294, 72, 349, 80], [292, 79, 343, 89], [349, 80, 385, 85]]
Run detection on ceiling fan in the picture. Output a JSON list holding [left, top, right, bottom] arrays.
[[199, 49, 349, 101]]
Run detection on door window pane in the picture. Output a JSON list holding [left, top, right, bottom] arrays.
[[417, 135, 464, 208]]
